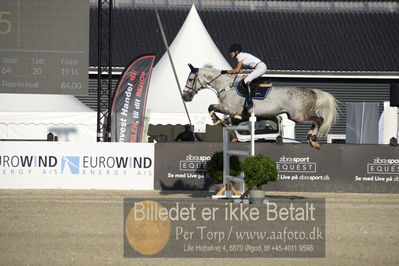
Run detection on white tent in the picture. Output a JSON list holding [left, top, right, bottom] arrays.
[[0, 94, 97, 142], [145, 4, 231, 127]]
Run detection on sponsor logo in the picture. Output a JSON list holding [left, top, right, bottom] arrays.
[[0, 154, 153, 176], [276, 156, 316, 173], [179, 154, 210, 172], [367, 157, 399, 174], [0, 155, 57, 168], [61, 156, 80, 174]]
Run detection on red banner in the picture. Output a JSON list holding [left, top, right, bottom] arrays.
[[111, 55, 155, 142]]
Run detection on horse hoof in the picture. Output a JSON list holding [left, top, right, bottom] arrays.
[[220, 120, 230, 127], [233, 115, 242, 120], [309, 141, 321, 149], [247, 105, 254, 112], [214, 120, 221, 125]]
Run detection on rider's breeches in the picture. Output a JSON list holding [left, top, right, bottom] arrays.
[[244, 62, 267, 84]]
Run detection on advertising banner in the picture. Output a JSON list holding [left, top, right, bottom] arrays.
[[0, 142, 154, 189], [154, 143, 222, 190], [154, 143, 399, 193], [111, 55, 156, 142], [260, 144, 399, 193], [342, 145, 399, 193], [256, 144, 344, 193], [154, 142, 222, 190]]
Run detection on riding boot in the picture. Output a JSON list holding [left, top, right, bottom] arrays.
[[243, 83, 253, 112]]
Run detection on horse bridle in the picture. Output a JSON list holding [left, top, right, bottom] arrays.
[[185, 71, 223, 97]]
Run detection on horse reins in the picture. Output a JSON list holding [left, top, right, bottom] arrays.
[[185, 72, 225, 97], [210, 74, 238, 97]]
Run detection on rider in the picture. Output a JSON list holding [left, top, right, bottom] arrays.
[[221, 43, 267, 111]]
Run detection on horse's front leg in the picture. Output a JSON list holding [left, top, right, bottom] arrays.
[[208, 104, 223, 125], [208, 103, 237, 126]]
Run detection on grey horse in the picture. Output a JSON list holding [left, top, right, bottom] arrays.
[[183, 64, 339, 149]]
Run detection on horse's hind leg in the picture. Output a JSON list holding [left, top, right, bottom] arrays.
[[307, 125, 319, 148], [307, 116, 324, 149]]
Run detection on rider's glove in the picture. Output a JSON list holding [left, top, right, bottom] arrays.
[[221, 70, 228, 74]]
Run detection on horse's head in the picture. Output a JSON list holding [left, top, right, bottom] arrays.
[[183, 63, 222, 102], [183, 64, 200, 102]]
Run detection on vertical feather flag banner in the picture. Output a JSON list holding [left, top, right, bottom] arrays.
[[110, 55, 156, 142]]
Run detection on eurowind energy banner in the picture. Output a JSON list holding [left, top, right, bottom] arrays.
[[111, 55, 155, 142]]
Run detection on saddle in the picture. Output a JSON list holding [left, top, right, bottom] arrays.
[[236, 77, 272, 100]]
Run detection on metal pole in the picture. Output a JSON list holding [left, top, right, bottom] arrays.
[[107, 0, 113, 142], [223, 127, 232, 198], [250, 112, 256, 156], [153, 7, 192, 126], [223, 127, 229, 187], [96, 0, 102, 142]]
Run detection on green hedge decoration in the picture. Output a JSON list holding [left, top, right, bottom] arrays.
[[207, 151, 241, 183], [241, 154, 278, 189]]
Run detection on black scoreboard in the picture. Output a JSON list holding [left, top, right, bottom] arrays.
[[0, 0, 89, 95]]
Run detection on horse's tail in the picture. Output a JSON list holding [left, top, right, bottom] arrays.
[[312, 89, 339, 137]]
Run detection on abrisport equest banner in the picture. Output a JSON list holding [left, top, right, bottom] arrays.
[[124, 198, 325, 258]]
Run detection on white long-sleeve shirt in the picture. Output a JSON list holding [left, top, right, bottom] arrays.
[[236, 52, 262, 69]]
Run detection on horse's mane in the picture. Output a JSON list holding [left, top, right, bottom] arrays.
[[202, 63, 216, 70]]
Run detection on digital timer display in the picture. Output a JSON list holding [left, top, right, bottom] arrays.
[[0, 0, 89, 95]]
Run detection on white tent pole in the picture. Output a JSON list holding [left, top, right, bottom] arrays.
[[153, 6, 193, 127]]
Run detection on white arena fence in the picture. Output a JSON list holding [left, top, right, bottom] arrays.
[[0, 142, 154, 190]]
